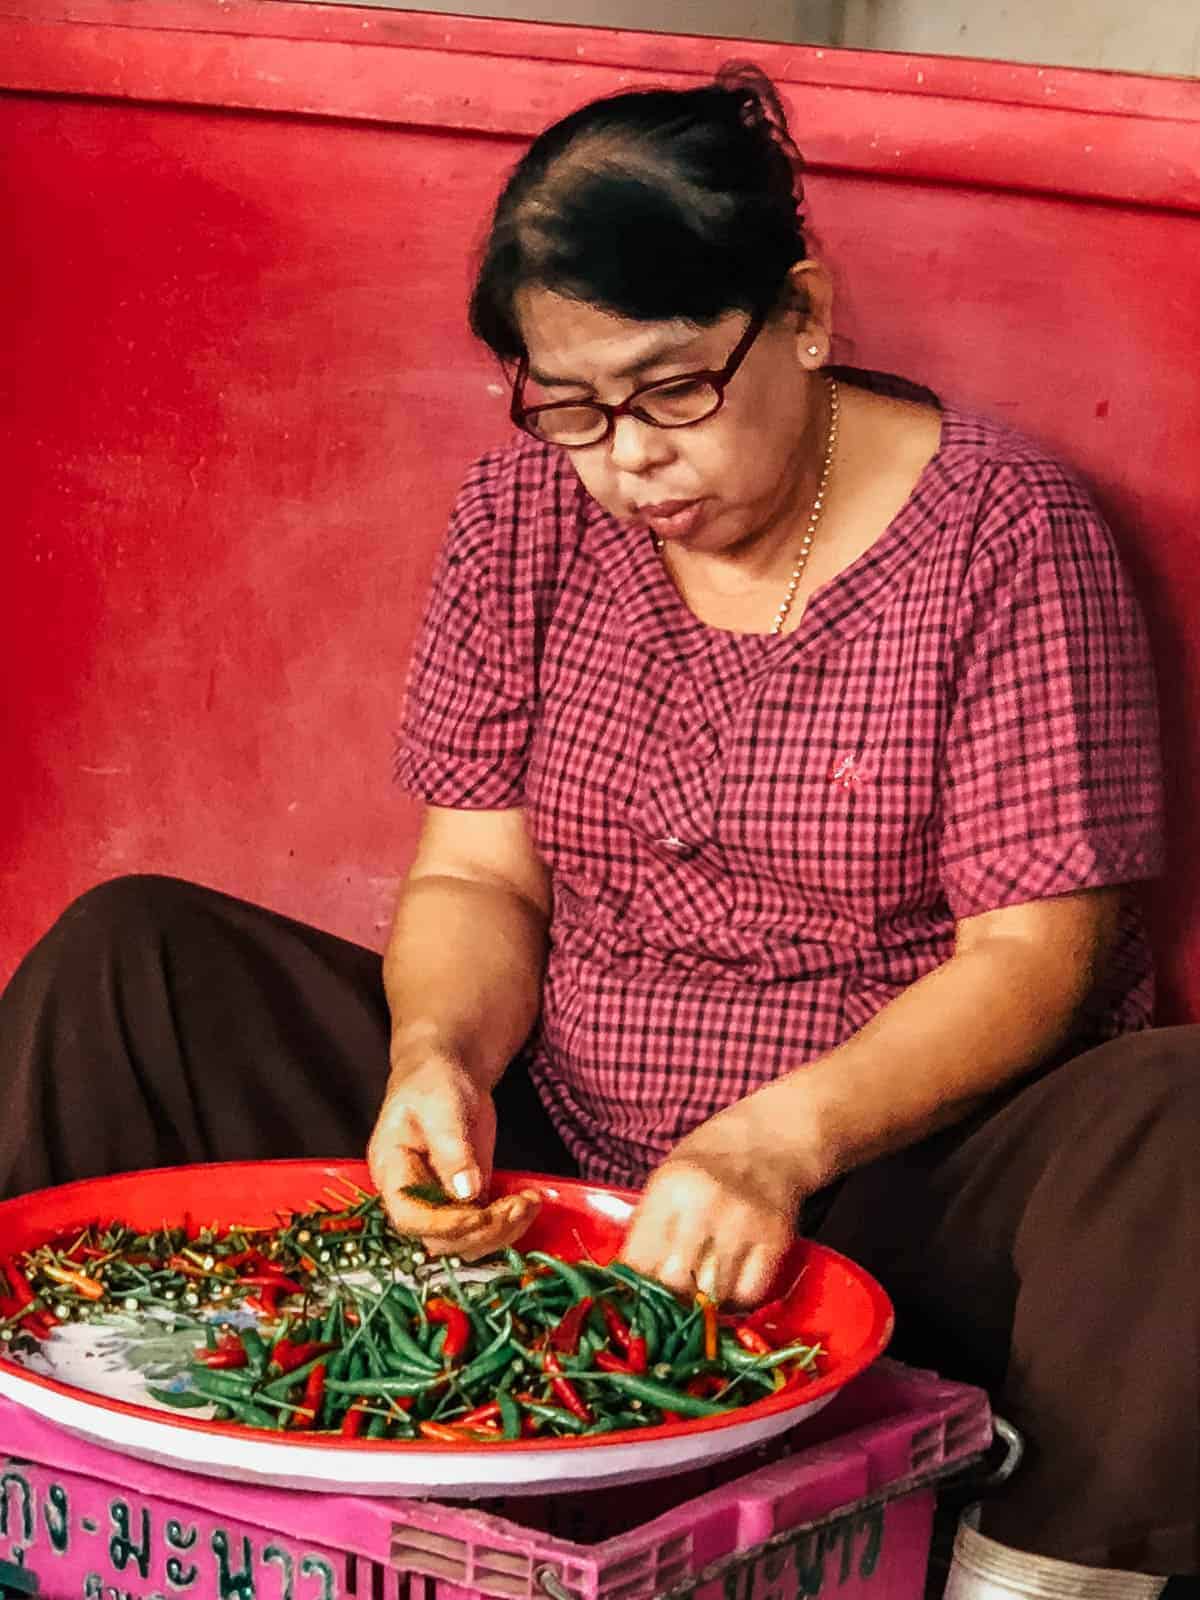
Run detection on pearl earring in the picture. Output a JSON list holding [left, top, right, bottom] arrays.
[[807, 344, 821, 357]]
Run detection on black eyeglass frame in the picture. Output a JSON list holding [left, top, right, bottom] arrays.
[[509, 307, 768, 447]]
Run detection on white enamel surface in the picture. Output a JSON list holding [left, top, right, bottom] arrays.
[[0, 1360, 837, 1496]]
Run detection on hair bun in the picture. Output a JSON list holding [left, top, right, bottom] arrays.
[[715, 61, 800, 159], [469, 67, 808, 360]]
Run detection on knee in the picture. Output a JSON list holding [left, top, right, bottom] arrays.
[[53, 874, 206, 953], [1065, 1026, 1200, 1135], [1020, 1029, 1200, 1261]]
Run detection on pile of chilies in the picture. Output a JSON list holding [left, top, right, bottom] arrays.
[[0, 1192, 821, 1441]]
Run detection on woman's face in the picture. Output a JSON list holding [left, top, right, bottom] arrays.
[[514, 279, 827, 557]]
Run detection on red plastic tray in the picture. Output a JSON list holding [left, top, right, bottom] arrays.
[[0, 1161, 893, 1496]]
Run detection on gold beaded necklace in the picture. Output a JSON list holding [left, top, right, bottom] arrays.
[[655, 376, 840, 637]]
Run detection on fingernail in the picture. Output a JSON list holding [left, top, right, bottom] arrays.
[[450, 1170, 475, 1200]]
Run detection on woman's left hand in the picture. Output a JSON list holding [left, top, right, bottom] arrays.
[[618, 1088, 821, 1307]]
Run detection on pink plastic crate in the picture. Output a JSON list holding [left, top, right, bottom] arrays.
[[0, 1360, 990, 1600]]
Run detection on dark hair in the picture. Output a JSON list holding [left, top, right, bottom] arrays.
[[469, 64, 807, 361]]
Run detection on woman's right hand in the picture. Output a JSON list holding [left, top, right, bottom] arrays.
[[366, 1039, 541, 1260]]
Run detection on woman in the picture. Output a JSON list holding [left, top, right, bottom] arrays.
[[2, 68, 1195, 1596]]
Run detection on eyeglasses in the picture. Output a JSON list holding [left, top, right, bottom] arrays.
[[510, 308, 767, 449]]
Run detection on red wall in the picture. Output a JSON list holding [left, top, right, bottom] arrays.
[[3, 3, 1200, 1017]]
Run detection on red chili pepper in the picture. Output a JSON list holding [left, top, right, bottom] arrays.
[[290, 1361, 327, 1430], [698, 1294, 719, 1363], [340, 1399, 369, 1437], [460, 1419, 502, 1436], [241, 1288, 281, 1319], [734, 1325, 774, 1356], [193, 1331, 250, 1370], [20, 1310, 57, 1339], [625, 1335, 648, 1374], [236, 1272, 305, 1295], [595, 1303, 647, 1371], [1, 1263, 57, 1338], [223, 1251, 302, 1290], [593, 1348, 635, 1374], [42, 1263, 106, 1302], [600, 1299, 634, 1354], [4, 1264, 40, 1311], [686, 1374, 728, 1399], [168, 1254, 206, 1277], [418, 1420, 491, 1444], [318, 1214, 365, 1234], [458, 1401, 502, 1428], [542, 1351, 593, 1423], [197, 1348, 250, 1370], [425, 1298, 471, 1361], [512, 1398, 545, 1436], [270, 1338, 334, 1376], [550, 1296, 594, 1356]]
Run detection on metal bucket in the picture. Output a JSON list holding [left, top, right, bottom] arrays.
[[944, 1507, 1164, 1599]]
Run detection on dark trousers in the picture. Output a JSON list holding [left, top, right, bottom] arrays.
[[2, 875, 1196, 1575]]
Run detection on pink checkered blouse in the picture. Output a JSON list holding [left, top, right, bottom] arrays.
[[397, 376, 1163, 1187]]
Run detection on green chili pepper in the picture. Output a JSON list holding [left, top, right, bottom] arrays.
[[187, 1368, 256, 1402], [585, 1372, 729, 1418], [519, 1400, 588, 1434], [240, 1326, 270, 1377], [662, 1304, 704, 1366], [526, 1252, 593, 1302], [717, 1333, 822, 1373], [386, 1405, 419, 1439], [325, 1343, 352, 1386], [666, 1358, 725, 1385], [497, 1390, 521, 1441], [147, 1386, 211, 1410], [221, 1397, 284, 1430], [631, 1304, 659, 1365], [604, 1263, 684, 1312], [364, 1408, 391, 1439], [324, 1373, 445, 1397], [379, 1297, 440, 1373], [401, 1181, 451, 1206], [455, 1316, 515, 1388], [388, 1281, 426, 1322], [360, 1318, 388, 1377]]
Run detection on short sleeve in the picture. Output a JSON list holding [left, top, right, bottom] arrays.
[[394, 450, 535, 809], [939, 460, 1163, 919]]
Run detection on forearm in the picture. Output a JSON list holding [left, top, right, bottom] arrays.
[[383, 873, 548, 1092], [758, 895, 1119, 1194]]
